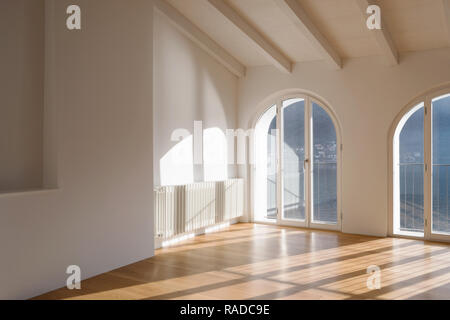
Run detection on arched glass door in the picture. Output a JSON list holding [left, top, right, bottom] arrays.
[[393, 91, 450, 241], [432, 94, 450, 237], [393, 103, 425, 236], [254, 96, 341, 231]]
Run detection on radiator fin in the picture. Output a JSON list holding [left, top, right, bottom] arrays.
[[155, 179, 244, 240]]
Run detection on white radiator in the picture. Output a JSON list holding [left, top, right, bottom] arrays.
[[155, 179, 244, 240]]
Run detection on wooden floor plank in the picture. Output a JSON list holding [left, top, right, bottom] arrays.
[[33, 223, 450, 300]]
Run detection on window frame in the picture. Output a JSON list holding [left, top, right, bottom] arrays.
[[250, 90, 343, 232], [389, 85, 450, 243]]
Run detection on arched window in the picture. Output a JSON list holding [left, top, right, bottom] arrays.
[[391, 88, 450, 241], [253, 93, 341, 231]]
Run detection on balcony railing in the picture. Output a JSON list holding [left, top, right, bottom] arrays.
[[432, 164, 450, 234], [265, 161, 337, 223], [399, 163, 424, 232], [313, 161, 337, 224], [399, 163, 450, 234]]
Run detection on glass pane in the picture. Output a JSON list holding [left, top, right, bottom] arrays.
[[254, 105, 277, 221], [312, 103, 337, 224], [432, 94, 450, 234], [267, 115, 277, 219], [282, 99, 305, 221], [398, 106, 424, 233]]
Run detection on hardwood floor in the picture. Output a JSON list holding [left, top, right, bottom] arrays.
[[34, 223, 450, 300]]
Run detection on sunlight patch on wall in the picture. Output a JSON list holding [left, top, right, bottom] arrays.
[[203, 127, 228, 182], [160, 134, 194, 186]]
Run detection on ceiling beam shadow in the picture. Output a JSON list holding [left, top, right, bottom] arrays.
[[207, 0, 292, 73], [355, 0, 399, 65], [274, 0, 342, 69], [440, 0, 450, 46], [154, 0, 246, 78]]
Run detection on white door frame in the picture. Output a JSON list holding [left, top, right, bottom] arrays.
[[251, 91, 342, 232], [389, 85, 450, 243]]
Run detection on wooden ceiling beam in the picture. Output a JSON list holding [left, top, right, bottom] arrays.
[[154, 0, 246, 77], [207, 0, 292, 73], [274, 0, 342, 69], [355, 0, 399, 65]]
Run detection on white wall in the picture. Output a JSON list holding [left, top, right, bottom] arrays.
[[0, 0, 154, 299], [0, 0, 45, 192], [154, 12, 238, 186], [238, 48, 450, 237]]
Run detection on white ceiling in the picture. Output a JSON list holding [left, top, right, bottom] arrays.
[[379, 0, 450, 52], [165, 0, 450, 67]]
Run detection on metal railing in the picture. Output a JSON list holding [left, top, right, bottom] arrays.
[[432, 164, 450, 233], [399, 163, 450, 234], [267, 176, 277, 219], [399, 163, 424, 232], [265, 161, 337, 222], [313, 161, 337, 223]]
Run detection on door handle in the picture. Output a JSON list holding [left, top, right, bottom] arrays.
[[303, 158, 309, 170]]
